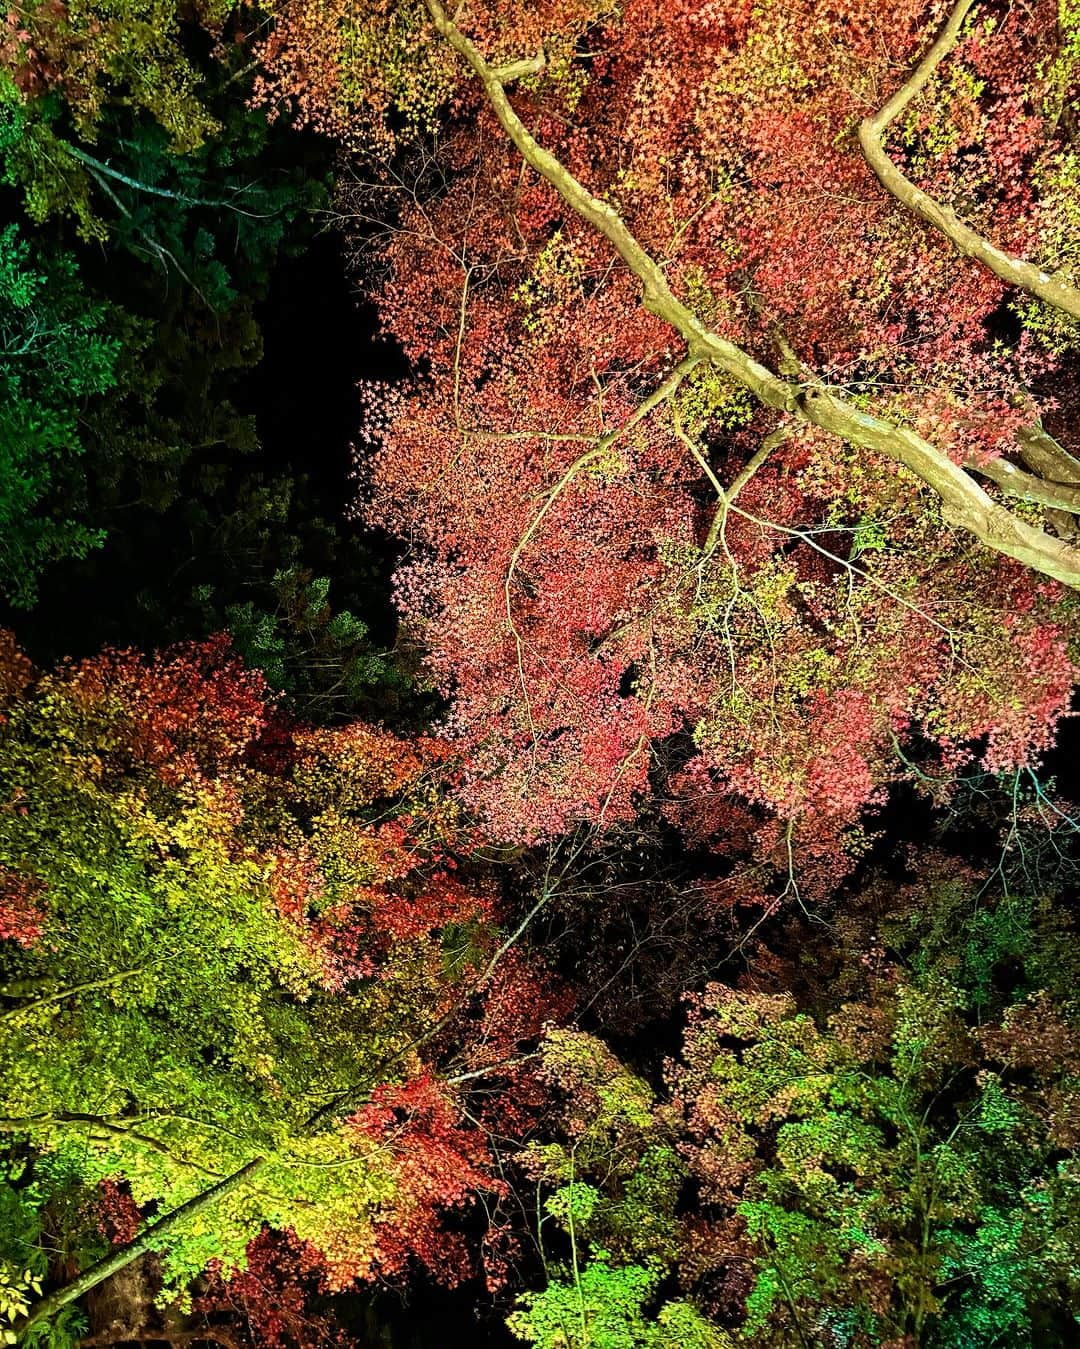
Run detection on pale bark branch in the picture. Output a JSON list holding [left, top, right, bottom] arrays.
[[1016, 424, 1080, 484], [703, 428, 787, 556], [425, 0, 1080, 588], [65, 144, 276, 218], [1, 966, 147, 1022], [858, 0, 1080, 322], [1016, 425, 1080, 538], [0, 1113, 225, 1177], [967, 456, 1080, 513]]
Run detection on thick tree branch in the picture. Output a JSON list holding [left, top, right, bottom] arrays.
[[967, 455, 1080, 513], [858, 0, 1080, 322], [1016, 423, 1080, 485], [424, 0, 1080, 588], [1016, 424, 1080, 538], [19, 1159, 268, 1334]]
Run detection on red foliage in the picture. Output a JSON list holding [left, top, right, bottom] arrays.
[[0, 865, 45, 948], [93, 1178, 142, 1246], [0, 630, 33, 719], [363, 868, 495, 944], [261, 0, 1080, 890], [196, 1229, 342, 1349], [346, 1074, 505, 1285], [453, 948, 574, 1141], [0, 1, 65, 96], [56, 634, 270, 785]]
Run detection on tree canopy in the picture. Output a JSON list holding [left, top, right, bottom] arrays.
[[2, 3, 1079, 1347]]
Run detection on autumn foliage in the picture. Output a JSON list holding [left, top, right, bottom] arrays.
[[0, 630, 562, 1312], [263, 0, 1080, 892], [4, 3, 1080, 1347]]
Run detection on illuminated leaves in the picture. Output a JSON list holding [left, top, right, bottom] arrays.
[[264, 0, 1080, 876], [0, 632, 559, 1299]]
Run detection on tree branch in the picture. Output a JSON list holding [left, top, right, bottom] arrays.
[[1015, 424, 1080, 538], [858, 0, 1080, 321], [967, 455, 1080, 513], [1, 967, 147, 1021], [703, 425, 793, 554], [424, 0, 1080, 588], [0, 1113, 225, 1177], [19, 1160, 268, 1335], [1016, 423, 1080, 485], [65, 144, 276, 217]]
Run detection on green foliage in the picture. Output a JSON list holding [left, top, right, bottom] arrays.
[[0, 46, 413, 722], [218, 568, 403, 720], [0, 1161, 91, 1349], [74, 95, 329, 303], [63, 84, 331, 516], [0, 661, 325, 1155], [0, 40, 411, 727], [513, 872, 1080, 1349], [1013, 147, 1080, 356], [545, 1182, 601, 1230], [668, 880, 1080, 1345], [870, 868, 1080, 1014], [509, 1259, 730, 1349], [523, 1031, 667, 1226], [0, 74, 100, 239], [0, 224, 119, 605], [512, 1032, 710, 1349], [0, 1225, 41, 1343], [672, 363, 755, 441], [1042, 0, 1080, 125]]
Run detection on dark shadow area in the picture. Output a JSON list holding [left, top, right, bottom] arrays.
[[2, 225, 407, 683]]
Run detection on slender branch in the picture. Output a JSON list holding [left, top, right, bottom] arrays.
[[729, 424, 794, 501], [502, 355, 700, 731], [858, 0, 1080, 321], [1, 967, 147, 1022], [64, 144, 275, 217], [84, 1334, 243, 1349], [0, 1112, 135, 1131], [74, 158, 207, 300], [703, 425, 791, 554], [424, 0, 1080, 588], [474, 889, 552, 992], [0, 1113, 224, 1177], [446, 1054, 537, 1085], [505, 354, 699, 607]]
